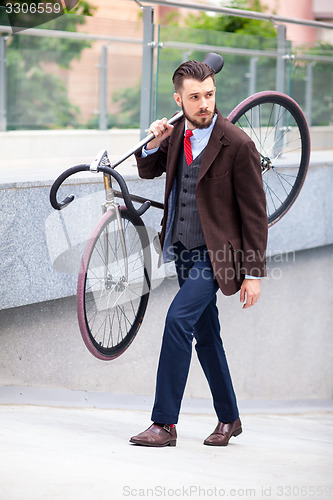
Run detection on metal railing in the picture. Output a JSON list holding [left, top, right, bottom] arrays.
[[142, 0, 333, 30]]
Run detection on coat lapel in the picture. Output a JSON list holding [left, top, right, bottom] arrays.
[[198, 111, 230, 182]]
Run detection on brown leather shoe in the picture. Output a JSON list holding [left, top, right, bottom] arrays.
[[130, 423, 177, 447], [204, 418, 242, 446]]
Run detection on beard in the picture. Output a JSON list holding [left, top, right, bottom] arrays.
[[182, 105, 214, 129]]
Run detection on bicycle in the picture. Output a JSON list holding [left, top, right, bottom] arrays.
[[50, 53, 310, 361]]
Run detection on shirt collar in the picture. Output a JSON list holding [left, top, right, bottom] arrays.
[[185, 113, 217, 143]]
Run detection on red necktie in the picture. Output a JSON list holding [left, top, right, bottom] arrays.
[[184, 129, 193, 166]]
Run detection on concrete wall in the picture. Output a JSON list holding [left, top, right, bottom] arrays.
[[0, 243, 332, 401]]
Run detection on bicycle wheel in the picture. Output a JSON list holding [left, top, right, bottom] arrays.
[[227, 91, 310, 226], [77, 207, 151, 360]]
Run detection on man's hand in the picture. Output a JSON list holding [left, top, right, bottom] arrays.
[[146, 118, 174, 150], [240, 279, 261, 309]]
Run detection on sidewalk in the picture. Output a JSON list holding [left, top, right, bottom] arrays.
[[0, 397, 332, 500]]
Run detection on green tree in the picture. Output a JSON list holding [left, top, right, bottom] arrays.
[[184, 0, 276, 38], [5, 1, 96, 129]]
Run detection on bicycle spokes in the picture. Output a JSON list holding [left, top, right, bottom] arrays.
[[228, 92, 310, 226], [77, 208, 151, 360]]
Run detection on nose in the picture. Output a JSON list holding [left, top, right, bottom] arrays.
[[199, 97, 208, 109]]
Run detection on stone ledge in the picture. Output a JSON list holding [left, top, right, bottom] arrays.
[[1, 385, 332, 415], [1, 150, 332, 310]]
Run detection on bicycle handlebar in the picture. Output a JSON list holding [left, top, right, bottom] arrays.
[[49, 164, 90, 210], [49, 163, 151, 217]]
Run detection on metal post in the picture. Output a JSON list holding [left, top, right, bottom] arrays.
[[247, 57, 259, 127], [275, 24, 287, 94], [305, 62, 315, 127], [274, 25, 287, 156], [99, 45, 108, 130], [140, 6, 155, 139], [248, 57, 258, 96], [0, 36, 7, 132]]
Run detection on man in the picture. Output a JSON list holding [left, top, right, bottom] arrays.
[[130, 60, 267, 447]]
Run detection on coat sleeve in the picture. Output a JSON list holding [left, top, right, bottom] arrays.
[[134, 139, 169, 179], [233, 139, 268, 277]]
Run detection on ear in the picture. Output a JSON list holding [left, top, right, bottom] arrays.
[[173, 92, 182, 108]]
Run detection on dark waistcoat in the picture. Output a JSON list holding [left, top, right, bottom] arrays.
[[171, 147, 206, 249]]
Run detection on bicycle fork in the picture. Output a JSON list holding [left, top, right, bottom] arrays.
[[102, 172, 129, 287]]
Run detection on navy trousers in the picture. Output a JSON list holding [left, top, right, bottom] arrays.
[[151, 242, 239, 425]]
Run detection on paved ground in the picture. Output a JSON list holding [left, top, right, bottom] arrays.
[[0, 400, 332, 500]]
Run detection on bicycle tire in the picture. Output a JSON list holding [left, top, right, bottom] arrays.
[[77, 207, 151, 360], [227, 91, 310, 226]]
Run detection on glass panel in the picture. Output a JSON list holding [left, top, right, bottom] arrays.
[[3, 13, 143, 130], [156, 25, 279, 119], [288, 40, 333, 127], [156, 23, 333, 151]]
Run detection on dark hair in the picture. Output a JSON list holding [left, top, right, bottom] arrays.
[[172, 60, 215, 92]]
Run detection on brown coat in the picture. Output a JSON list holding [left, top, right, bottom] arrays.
[[136, 110, 268, 296]]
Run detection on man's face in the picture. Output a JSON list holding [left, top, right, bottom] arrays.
[[174, 77, 216, 130]]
